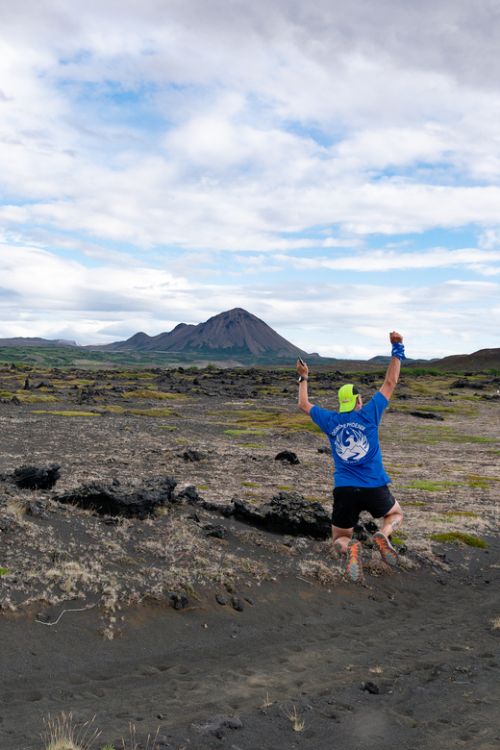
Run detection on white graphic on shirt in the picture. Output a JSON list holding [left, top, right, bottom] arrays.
[[334, 425, 370, 463]]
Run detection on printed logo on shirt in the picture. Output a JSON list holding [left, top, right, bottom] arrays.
[[332, 423, 370, 463]]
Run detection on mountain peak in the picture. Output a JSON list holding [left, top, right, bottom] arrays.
[[102, 308, 309, 359]]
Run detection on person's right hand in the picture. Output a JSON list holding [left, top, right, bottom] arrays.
[[296, 358, 309, 377], [390, 331, 403, 344]]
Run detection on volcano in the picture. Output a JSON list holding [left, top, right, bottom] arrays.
[[101, 308, 311, 359]]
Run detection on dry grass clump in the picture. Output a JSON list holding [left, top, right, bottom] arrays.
[[45, 561, 100, 596], [490, 617, 500, 631], [43, 713, 100, 750], [4, 497, 28, 523], [285, 705, 305, 732], [298, 559, 341, 586]]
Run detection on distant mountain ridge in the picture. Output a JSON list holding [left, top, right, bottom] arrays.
[[429, 348, 500, 371], [97, 308, 310, 359], [0, 314, 498, 369], [0, 336, 78, 347]]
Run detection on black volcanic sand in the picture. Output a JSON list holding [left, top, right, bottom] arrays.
[[0, 364, 499, 749]]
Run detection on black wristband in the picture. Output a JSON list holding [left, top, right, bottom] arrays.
[[297, 376, 308, 383]]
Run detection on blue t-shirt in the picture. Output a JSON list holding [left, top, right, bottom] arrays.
[[310, 391, 391, 488]]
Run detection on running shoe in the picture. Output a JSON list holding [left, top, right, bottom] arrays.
[[345, 540, 364, 583], [373, 531, 399, 567]]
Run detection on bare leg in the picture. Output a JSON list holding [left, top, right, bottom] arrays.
[[332, 525, 354, 555], [380, 500, 404, 538]]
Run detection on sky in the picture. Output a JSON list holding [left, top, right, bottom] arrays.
[[1, 0, 500, 359]]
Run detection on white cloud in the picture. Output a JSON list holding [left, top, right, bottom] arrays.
[[1, 1, 500, 356], [274, 247, 500, 273]]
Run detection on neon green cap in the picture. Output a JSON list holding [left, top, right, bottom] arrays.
[[338, 383, 359, 413]]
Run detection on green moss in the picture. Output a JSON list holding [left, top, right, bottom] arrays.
[[239, 442, 265, 448], [430, 532, 488, 548], [122, 389, 186, 400], [159, 425, 177, 431], [401, 500, 428, 507], [278, 485, 292, 491], [404, 479, 463, 491], [390, 532, 407, 545], [467, 474, 500, 489], [114, 371, 156, 379], [127, 407, 173, 417], [439, 511, 480, 518], [19, 393, 59, 403], [224, 428, 267, 437], [0, 567, 9, 576], [242, 481, 259, 488], [229, 409, 321, 433], [32, 410, 100, 417], [391, 403, 470, 415], [407, 426, 496, 445]]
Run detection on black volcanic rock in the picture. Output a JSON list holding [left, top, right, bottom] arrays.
[[409, 411, 444, 421], [54, 476, 177, 518], [274, 450, 300, 464], [12, 464, 61, 490], [232, 491, 331, 538]]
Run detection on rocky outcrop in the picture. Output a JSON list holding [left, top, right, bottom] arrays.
[[232, 491, 331, 538], [10, 464, 61, 490], [54, 476, 177, 518]]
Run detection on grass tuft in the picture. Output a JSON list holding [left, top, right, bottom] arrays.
[[43, 713, 100, 750], [405, 480, 463, 492], [286, 705, 305, 732], [430, 532, 488, 548]]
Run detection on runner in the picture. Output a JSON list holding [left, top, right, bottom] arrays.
[[296, 331, 406, 582]]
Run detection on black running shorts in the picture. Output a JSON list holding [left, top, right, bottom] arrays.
[[332, 485, 396, 529]]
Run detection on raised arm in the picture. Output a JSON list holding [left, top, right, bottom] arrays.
[[379, 331, 405, 401], [296, 359, 313, 414]]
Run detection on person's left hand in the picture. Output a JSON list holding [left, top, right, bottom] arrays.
[[390, 331, 403, 344], [296, 358, 309, 377]]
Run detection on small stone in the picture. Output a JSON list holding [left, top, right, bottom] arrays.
[[361, 681, 380, 694], [216, 594, 229, 606], [169, 593, 189, 610], [180, 449, 205, 462], [175, 485, 201, 504], [193, 714, 243, 736], [26, 501, 47, 518], [231, 596, 244, 612], [274, 450, 300, 465], [203, 523, 226, 539]]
